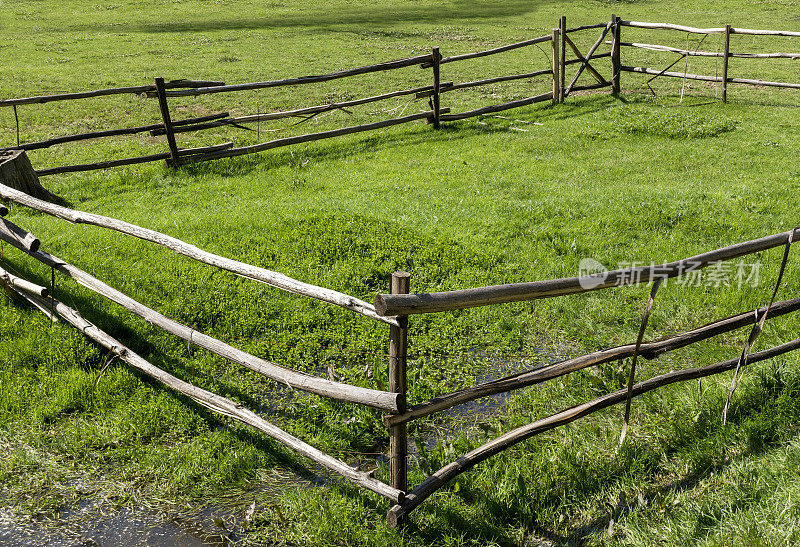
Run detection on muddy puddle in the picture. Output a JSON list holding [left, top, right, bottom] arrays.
[[0, 503, 233, 546], [0, 346, 573, 545], [0, 469, 321, 547]]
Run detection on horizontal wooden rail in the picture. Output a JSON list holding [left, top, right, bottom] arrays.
[[622, 20, 800, 37], [34, 142, 242, 176], [36, 151, 172, 176], [731, 27, 800, 37], [621, 21, 726, 34], [178, 110, 445, 164], [0, 263, 49, 297], [617, 41, 722, 58], [154, 84, 445, 136], [0, 183, 398, 326], [612, 41, 800, 59], [416, 82, 456, 99], [0, 216, 39, 252], [3, 282, 402, 503], [438, 92, 553, 122], [621, 65, 800, 89], [177, 141, 234, 157], [564, 51, 611, 66], [0, 80, 224, 107], [375, 228, 800, 315], [387, 335, 800, 525], [441, 70, 552, 94], [161, 55, 432, 98], [420, 35, 552, 68], [565, 23, 609, 33], [385, 297, 800, 426], [8, 113, 228, 151], [570, 82, 612, 93], [0, 217, 401, 412]]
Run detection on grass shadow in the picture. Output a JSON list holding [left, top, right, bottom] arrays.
[[68, 1, 555, 34], [173, 94, 617, 181]]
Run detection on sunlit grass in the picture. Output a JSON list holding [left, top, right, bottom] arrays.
[[2, 0, 800, 544]]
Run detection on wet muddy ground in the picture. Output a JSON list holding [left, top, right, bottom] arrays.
[[0, 346, 574, 546]]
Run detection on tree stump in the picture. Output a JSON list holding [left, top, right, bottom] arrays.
[[0, 150, 59, 203]]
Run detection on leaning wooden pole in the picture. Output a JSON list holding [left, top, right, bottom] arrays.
[[154, 77, 181, 167], [722, 24, 731, 103], [562, 35, 608, 85], [1, 283, 403, 504], [0, 217, 401, 412], [388, 271, 411, 501], [564, 21, 613, 97]]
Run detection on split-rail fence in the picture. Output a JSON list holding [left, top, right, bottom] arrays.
[[0, 180, 797, 524], [2, 14, 800, 179], [1, 13, 800, 526]]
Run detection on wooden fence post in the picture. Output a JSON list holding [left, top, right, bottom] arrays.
[[722, 24, 731, 103], [13, 106, 20, 147], [552, 28, 560, 105], [388, 271, 410, 500], [154, 77, 181, 167], [559, 16, 567, 102], [431, 47, 441, 128], [611, 14, 621, 95]]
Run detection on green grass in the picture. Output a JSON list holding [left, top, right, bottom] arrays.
[[2, 0, 800, 544]]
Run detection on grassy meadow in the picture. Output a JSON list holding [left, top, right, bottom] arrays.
[[2, 0, 800, 544]]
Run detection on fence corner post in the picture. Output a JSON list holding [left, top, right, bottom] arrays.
[[154, 77, 181, 167], [552, 28, 560, 105], [611, 14, 621, 95], [431, 47, 441, 128], [722, 24, 731, 103], [388, 271, 410, 502]]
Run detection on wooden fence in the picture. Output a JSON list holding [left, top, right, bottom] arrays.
[[1, 13, 800, 527], [614, 19, 800, 102], [0, 177, 798, 524], [374, 226, 798, 525], [3, 14, 794, 180], [3, 15, 799, 179]]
